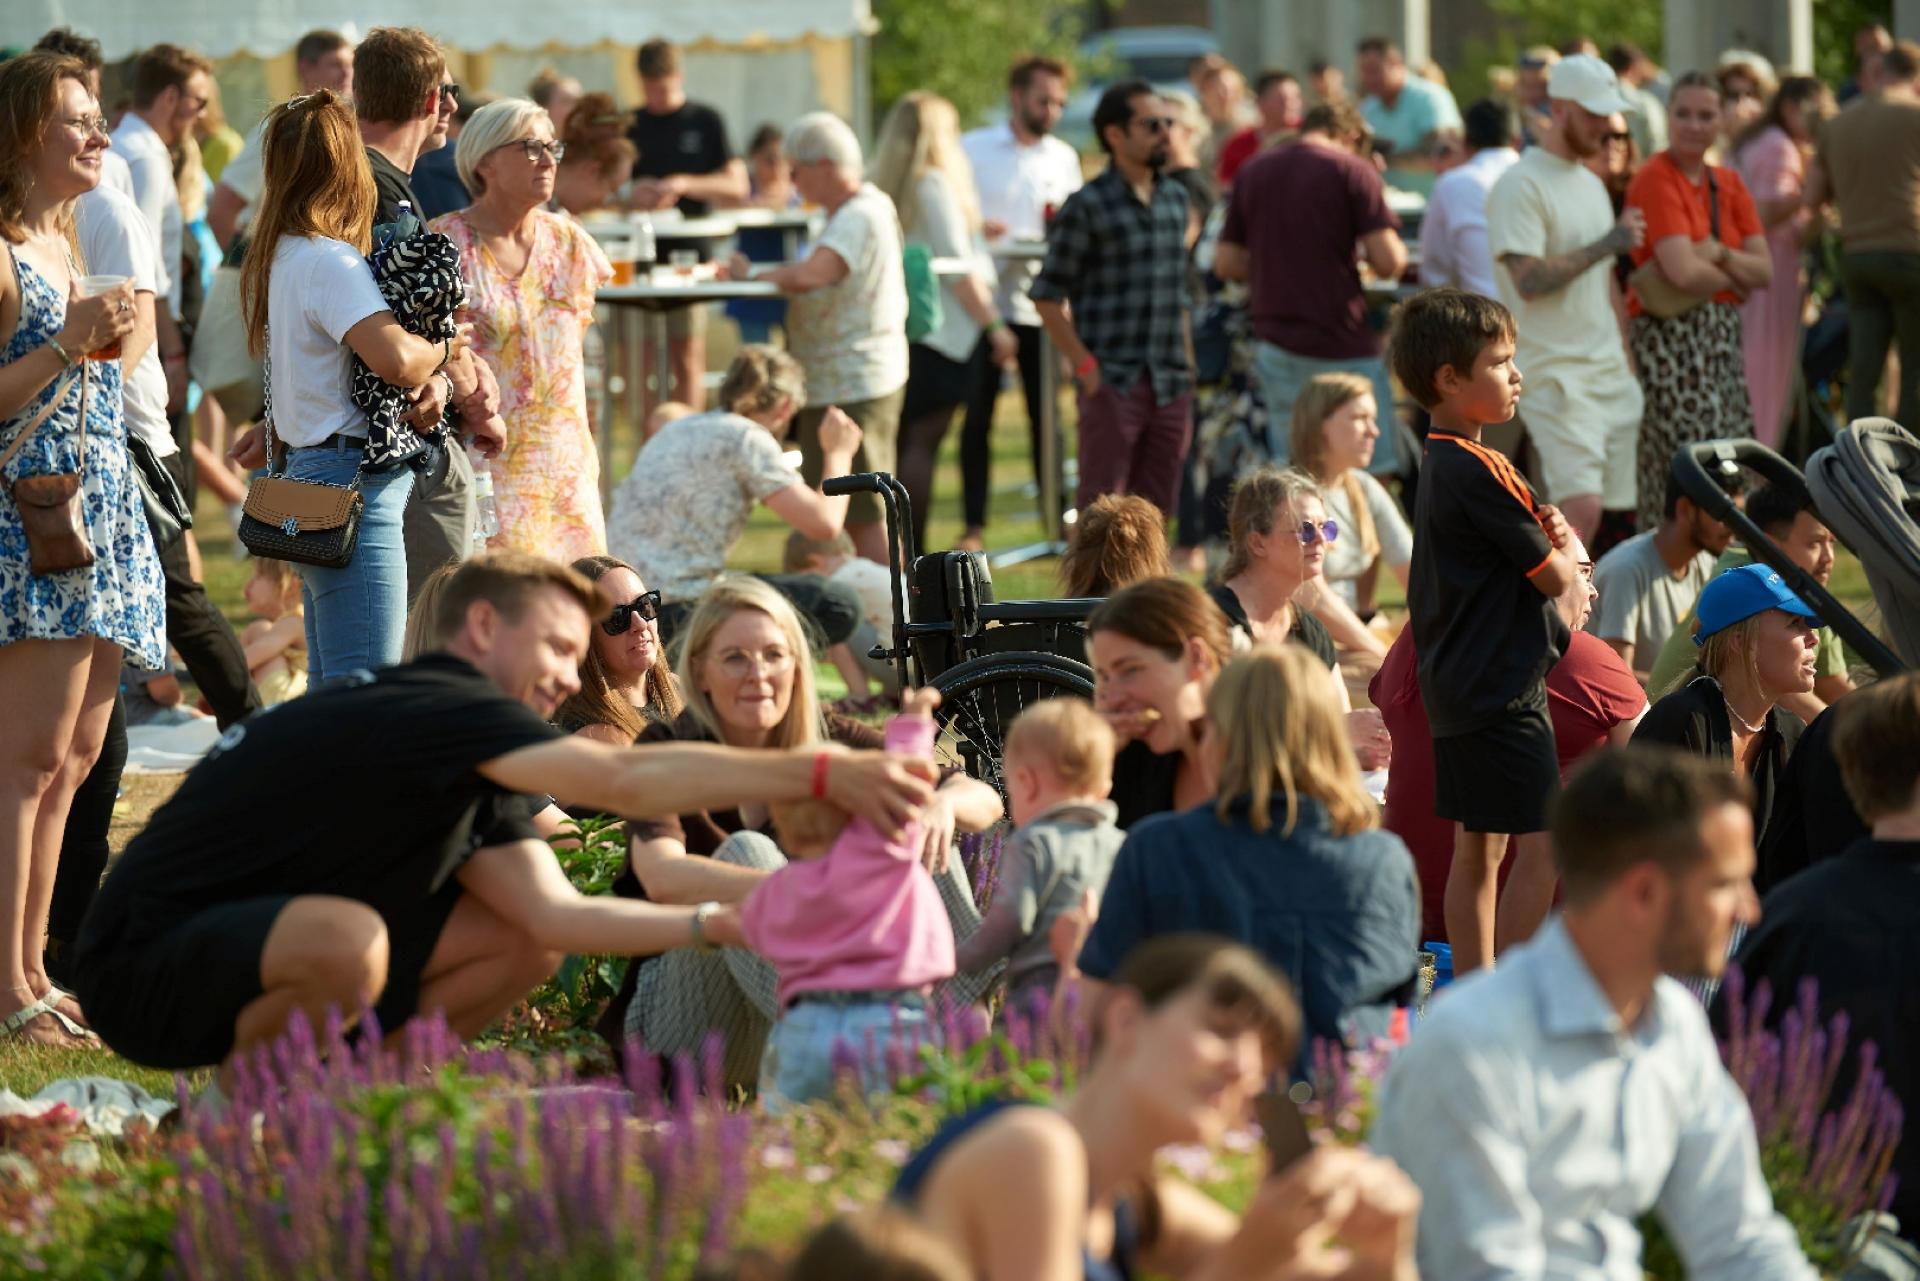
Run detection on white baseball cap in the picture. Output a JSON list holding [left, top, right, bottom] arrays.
[[1548, 54, 1631, 115]]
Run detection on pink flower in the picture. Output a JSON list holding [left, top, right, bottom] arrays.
[[759, 1143, 796, 1171]]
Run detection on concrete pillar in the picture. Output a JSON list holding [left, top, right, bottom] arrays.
[[1665, 0, 1813, 77], [1211, 0, 1429, 79], [1899, 0, 1920, 41]]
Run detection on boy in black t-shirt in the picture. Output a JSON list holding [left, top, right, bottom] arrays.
[[1391, 289, 1578, 975]]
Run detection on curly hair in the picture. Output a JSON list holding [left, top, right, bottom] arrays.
[[1057, 494, 1170, 597]]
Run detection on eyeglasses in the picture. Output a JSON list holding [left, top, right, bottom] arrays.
[[1297, 519, 1340, 546], [600, 590, 662, 636], [181, 92, 209, 115], [1134, 115, 1175, 133], [1604, 131, 1632, 143], [63, 115, 109, 137], [440, 83, 461, 105], [499, 137, 566, 163], [714, 647, 796, 680]]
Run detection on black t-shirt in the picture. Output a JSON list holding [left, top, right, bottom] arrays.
[[1407, 430, 1568, 736], [78, 655, 560, 955], [368, 147, 421, 225], [1208, 582, 1338, 669], [1629, 673, 1806, 848], [1752, 705, 1867, 895], [627, 101, 733, 217]]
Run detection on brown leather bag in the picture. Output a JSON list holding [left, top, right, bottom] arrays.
[[1, 361, 93, 577], [235, 417, 363, 568], [1627, 168, 1722, 321]]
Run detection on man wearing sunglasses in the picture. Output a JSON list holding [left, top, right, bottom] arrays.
[[1032, 80, 1195, 519]]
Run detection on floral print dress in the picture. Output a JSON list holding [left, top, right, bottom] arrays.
[[431, 209, 612, 562], [0, 251, 165, 669]]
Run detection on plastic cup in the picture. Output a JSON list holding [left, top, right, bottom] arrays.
[[78, 274, 130, 360]]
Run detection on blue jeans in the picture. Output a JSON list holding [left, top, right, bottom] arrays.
[[759, 994, 931, 1113], [285, 440, 415, 683], [1251, 341, 1400, 476]]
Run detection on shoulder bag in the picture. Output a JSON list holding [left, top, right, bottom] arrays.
[[1628, 167, 1721, 321], [236, 335, 363, 568], [1, 360, 94, 576]]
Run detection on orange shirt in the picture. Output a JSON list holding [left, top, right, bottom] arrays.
[[1623, 150, 1764, 316]]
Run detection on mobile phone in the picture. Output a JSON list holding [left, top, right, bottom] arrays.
[[1255, 1089, 1315, 1173]]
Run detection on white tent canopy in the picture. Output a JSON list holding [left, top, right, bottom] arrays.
[[9, 0, 871, 60]]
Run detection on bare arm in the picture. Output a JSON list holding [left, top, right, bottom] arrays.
[[1607, 701, 1649, 746], [1721, 234, 1773, 292], [458, 838, 743, 955], [1361, 227, 1409, 281], [1753, 193, 1803, 230], [1033, 298, 1095, 384], [757, 245, 850, 296], [629, 833, 770, 905], [209, 183, 246, 252], [1528, 548, 1580, 599], [1300, 577, 1390, 661], [241, 614, 305, 669], [1213, 240, 1250, 282], [1802, 156, 1830, 211], [665, 159, 750, 206], [762, 479, 852, 541], [1501, 213, 1641, 300], [1814, 672, 1856, 705], [344, 312, 460, 388], [1650, 234, 1737, 296]]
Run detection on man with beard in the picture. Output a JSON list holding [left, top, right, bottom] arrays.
[[957, 56, 1082, 548], [1031, 82, 1194, 514], [1487, 54, 1648, 546], [1214, 99, 1408, 473], [1372, 747, 1815, 1280]]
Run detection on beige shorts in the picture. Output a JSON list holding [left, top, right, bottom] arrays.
[[795, 387, 906, 526], [1518, 364, 1643, 510]]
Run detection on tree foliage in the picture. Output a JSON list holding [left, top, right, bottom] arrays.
[[869, 0, 1093, 129]]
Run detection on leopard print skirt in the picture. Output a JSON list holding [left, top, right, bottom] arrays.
[[1630, 302, 1756, 529]]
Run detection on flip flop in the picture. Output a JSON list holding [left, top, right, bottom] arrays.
[[1, 992, 97, 1046]]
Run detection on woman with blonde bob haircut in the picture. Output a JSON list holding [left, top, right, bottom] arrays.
[[1077, 642, 1421, 1071]]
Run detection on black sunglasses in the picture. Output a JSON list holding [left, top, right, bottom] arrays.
[[601, 590, 662, 635], [440, 82, 461, 104], [1135, 115, 1175, 133]]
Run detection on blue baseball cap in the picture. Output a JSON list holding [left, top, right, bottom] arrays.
[[1694, 563, 1820, 646]]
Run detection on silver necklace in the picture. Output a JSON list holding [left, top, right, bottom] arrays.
[[1723, 693, 1766, 735]]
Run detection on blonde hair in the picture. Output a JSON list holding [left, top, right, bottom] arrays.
[[1688, 612, 1768, 700], [673, 576, 826, 749], [456, 97, 553, 195], [1208, 644, 1377, 837], [870, 91, 981, 236], [783, 527, 855, 573], [718, 344, 807, 419], [1287, 374, 1380, 565], [1222, 466, 1323, 582], [403, 562, 462, 659], [1004, 697, 1116, 797], [241, 90, 378, 357]]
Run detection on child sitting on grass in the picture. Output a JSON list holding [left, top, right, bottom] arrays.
[[239, 557, 308, 705], [784, 528, 899, 706], [953, 698, 1123, 1017], [742, 687, 953, 1110]]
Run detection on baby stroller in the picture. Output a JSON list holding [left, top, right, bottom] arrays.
[[1672, 419, 1920, 674]]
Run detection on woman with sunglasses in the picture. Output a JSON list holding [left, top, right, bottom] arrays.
[[433, 98, 611, 563], [553, 555, 681, 743], [1213, 467, 1392, 769]]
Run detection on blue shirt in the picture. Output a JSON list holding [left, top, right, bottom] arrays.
[[1370, 918, 1812, 1281], [1077, 795, 1419, 1073], [1362, 77, 1463, 195]]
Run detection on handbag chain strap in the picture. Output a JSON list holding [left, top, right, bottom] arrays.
[[259, 323, 360, 491]]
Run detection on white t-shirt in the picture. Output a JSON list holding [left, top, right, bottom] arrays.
[[908, 170, 995, 365], [1420, 147, 1520, 299], [786, 183, 909, 406], [108, 113, 179, 316], [1586, 530, 1715, 663], [217, 121, 268, 231], [76, 184, 174, 457], [1321, 469, 1413, 608], [830, 556, 895, 629], [265, 236, 390, 448], [962, 123, 1083, 325], [1486, 148, 1629, 381]]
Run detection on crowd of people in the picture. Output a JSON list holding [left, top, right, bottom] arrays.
[[1, 16, 1918, 1280]]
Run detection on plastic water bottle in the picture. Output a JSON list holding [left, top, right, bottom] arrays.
[[469, 446, 499, 552]]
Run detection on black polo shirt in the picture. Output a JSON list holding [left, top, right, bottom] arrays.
[[1408, 430, 1568, 737]]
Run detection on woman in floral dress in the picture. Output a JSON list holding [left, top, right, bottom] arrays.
[[434, 98, 612, 561]]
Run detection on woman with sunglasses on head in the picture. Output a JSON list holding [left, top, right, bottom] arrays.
[[432, 98, 611, 563], [553, 555, 681, 743]]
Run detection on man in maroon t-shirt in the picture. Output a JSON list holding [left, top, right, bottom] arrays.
[[1371, 537, 1645, 945], [1214, 99, 1408, 474]]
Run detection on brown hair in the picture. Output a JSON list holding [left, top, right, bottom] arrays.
[[239, 90, 378, 357], [785, 1207, 971, 1281], [1221, 466, 1321, 582], [782, 528, 855, 573], [637, 39, 681, 80], [554, 554, 684, 741], [1735, 75, 1828, 156], [430, 550, 609, 643], [353, 27, 445, 125], [0, 52, 90, 247], [1003, 697, 1116, 797], [1057, 494, 1171, 597], [1010, 56, 1072, 92], [403, 563, 461, 658], [1886, 41, 1920, 84], [559, 91, 637, 178], [295, 30, 351, 68], [1208, 645, 1376, 837], [1287, 373, 1381, 564], [32, 30, 103, 76], [1086, 578, 1234, 671], [1388, 287, 1516, 410], [1833, 673, 1920, 822], [1103, 934, 1301, 1075], [1550, 747, 1753, 903], [717, 344, 807, 418], [130, 43, 211, 111]]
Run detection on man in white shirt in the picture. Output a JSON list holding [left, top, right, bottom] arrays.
[[957, 56, 1083, 546], [1373, 747, 1814, 1281], [1419, 99, 1520, 299], [209, 30, 354, 251], [1486, 54, 1646, 544], [110, 44, 211, 324]]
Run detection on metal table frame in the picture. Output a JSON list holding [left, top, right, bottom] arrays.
[[984, 241, 1068, 568]]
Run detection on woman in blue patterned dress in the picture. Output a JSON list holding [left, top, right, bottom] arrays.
[[0, 53, 162, 1047]]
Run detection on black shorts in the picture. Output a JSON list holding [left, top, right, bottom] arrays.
[[1432, 704, 1560, 835], [74, 884, 464, 1071], [901, 342, 974, 423]]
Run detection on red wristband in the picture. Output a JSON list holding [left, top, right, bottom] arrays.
[[1074, 354, 1098, 379], [810, 750, 830, 800]]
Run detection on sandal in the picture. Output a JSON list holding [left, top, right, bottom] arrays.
[[45, 984, 92, 1033], [1, 992, 97, 1046]]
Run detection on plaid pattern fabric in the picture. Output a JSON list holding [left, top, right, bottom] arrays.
[[1031, 166, 1193, 404]]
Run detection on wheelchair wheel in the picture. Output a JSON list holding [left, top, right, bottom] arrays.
[[928, 651, 1094, 801]]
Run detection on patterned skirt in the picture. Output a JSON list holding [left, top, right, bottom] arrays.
[[1630, 302, 1756, 530]]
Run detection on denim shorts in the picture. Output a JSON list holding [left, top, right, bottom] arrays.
[[284, 438, 416, 683], [759, 992, 932, 1113]]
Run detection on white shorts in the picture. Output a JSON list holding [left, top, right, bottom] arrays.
[[1518, 363, 1643, 510]]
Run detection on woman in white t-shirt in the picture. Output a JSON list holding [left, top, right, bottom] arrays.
[[871, 92, 1017, 551], [231, 92, 469, 681], [1287, 373, 1412, 672]]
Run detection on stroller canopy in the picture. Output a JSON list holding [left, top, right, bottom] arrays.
[[1806, 419, 1920, 670]]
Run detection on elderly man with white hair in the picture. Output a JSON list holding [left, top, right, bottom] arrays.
[[725, 112, 907, 563]]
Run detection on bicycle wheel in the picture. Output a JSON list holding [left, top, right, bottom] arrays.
[[929, 651, 1094, 801]]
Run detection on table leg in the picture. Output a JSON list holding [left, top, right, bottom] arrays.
[[989, 327, 1070, 568]]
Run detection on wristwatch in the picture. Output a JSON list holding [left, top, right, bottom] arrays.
[[690, 901, 720, 953]]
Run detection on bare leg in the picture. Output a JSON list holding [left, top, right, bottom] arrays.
[[408, 891, 561, 1041], [847, 521, 888, 564], [1494, 831, 1558, 954], [1559, 493, 1602, 546], [1445, 827, 1509, 976], [232, 895, 389, 1061], [0, 638, 91, 1045], [826, 643, 871, 700], [670, 334, 706, 412]]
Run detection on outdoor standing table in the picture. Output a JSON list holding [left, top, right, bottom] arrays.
[[985, 239, 1069, 568]]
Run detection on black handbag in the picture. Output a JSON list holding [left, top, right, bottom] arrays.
[[126, 431, 191, 551]]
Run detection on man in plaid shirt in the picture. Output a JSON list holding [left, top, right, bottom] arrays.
[[1032, 80, 1194, 514]]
